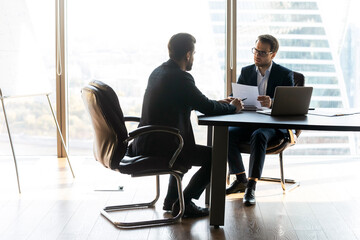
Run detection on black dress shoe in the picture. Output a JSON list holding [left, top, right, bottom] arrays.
[[226, 180, 247, 195], [243, 188, 256, 206], [172, 200, 209, 218], [163, 198, 176, 211]]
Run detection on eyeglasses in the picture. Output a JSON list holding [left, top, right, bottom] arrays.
[[251, 47, 272, 57]]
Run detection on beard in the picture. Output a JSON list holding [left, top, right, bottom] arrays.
[[255, 60, 271, 68], [255, 62, 266, 67], [185, 61, 193, 71], [254, 56, 272, 68]]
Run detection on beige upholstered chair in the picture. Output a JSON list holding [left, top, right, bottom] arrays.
[[82, 80, 186, 228]]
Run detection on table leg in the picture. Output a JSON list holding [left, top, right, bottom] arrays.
[[209, 126, 228, 227], [205, 126, 213, 205]]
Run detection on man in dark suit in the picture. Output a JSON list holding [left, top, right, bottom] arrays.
[[130, 33, 243, 218], [226, 34, 294, 206]]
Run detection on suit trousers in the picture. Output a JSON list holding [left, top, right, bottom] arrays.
[[164, 144, 211, 203], [228, 126, 283, 178]]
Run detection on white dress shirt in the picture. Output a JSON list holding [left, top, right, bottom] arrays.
[[256, 61, 273, 95]]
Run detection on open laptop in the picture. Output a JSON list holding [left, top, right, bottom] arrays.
[[257, 86, 313, 116]]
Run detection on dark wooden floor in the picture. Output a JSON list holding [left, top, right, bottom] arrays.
[[1, 155, 360, 240]]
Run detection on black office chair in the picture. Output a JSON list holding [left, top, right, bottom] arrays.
[[81, 80, 185, 228], [235, 71, 305, 192]]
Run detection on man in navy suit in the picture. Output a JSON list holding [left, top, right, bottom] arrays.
[[226, 34, 294, 205], [130, 33, 243, 217]]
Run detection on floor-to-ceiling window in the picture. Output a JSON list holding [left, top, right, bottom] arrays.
[[1, 0, 359, 158], [209, 0, 360, 156], [67, 0, 226, 155], [0, 1, 56, 156]]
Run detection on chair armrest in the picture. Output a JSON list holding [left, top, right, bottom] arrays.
[[126, 125, 183, 168], [124, 116, 140, 122], [287, 129, 297, 145], [128, 125, 180, 138]]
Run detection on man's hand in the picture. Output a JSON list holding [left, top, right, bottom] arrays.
[[230, 98, 244, 113], [257, 95, 272, 108], [218, 97, 233, 104]]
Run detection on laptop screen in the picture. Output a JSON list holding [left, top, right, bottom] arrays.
[[264, 86, 313, 116]]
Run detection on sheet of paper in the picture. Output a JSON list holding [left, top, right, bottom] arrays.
[[232, 83, 261, 109], [308, 108, 360, 117]]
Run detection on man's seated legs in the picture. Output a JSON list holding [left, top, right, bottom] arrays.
[[226, 126, 254, 194], [164, 144, 212, 218], [243, 128, 283, 206], [163, 174, 183, 211]]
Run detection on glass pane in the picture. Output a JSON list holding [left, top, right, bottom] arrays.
[[235, 0, 360, 155], [68, 0, 226, 155], [0, 1, 56, 156]]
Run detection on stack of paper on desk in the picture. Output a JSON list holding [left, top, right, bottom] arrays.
[[308, 108, 360, 117], [231, 83, 261, 110]]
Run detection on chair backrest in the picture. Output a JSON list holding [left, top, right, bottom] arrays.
[[81, 80, 128, 170], [293, 71, 305, 87]]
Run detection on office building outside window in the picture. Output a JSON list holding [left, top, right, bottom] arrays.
[[209, 0, 360, 155]]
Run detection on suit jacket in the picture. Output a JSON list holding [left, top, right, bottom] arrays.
[[237, 62, 294, 98], [238, 61, 294, 136], [129, 59, 236, 166]]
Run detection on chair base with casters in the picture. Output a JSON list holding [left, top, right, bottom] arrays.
[[82, 80, 186, 228], [101, 171, 184, 228]]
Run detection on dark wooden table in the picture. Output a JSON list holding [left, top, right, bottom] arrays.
[[197, 110, 360, 227]]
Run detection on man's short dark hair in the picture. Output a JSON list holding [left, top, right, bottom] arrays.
[[168, 33, 196, 61], [257, 34, 279, 53]]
